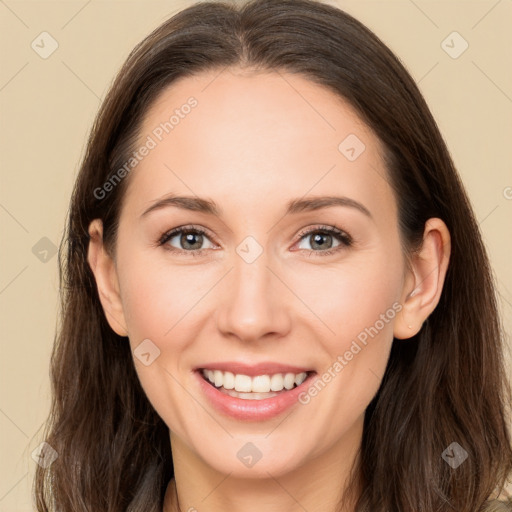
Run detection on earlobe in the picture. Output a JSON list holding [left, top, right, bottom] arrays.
[[87, 219, 128, 337], [394, 218, 451, 340]]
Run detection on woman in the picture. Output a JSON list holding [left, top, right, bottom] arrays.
[[33, 0, 512, 510]]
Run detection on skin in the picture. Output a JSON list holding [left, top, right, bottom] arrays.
[[87, 67, 451, 512]]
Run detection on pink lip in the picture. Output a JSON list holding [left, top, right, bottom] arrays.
[[194, 369, 317, 421], [196, 361, 313, 377]]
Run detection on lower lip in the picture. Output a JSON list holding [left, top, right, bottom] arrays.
[[195, 370, 316, 421]]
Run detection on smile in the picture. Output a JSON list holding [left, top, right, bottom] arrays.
[[195, 367, 317, 421], [202, 368, 309, 397]]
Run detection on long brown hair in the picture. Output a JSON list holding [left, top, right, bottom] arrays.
[[33, 0, 512, 510]]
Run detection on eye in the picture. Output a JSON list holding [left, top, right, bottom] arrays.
[[158, 225, 216, 256], [294, 225, 353, 257], [157, 224, 353, 258]]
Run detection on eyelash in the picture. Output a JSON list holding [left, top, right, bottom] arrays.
[[296, 225, 353, 257], [157, 224, 353, 258]]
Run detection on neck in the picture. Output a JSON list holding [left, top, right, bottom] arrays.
[[163, 416, 364, 512]]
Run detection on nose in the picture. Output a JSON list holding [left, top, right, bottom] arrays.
[[215, 251, 292, 343]]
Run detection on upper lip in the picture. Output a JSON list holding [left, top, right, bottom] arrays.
[[196, 362, 315, 377]]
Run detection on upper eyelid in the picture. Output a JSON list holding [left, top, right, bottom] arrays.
[[297, 224, 351, 240], [159, 224, 215, 242]]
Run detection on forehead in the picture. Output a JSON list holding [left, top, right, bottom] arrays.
[[121, 67, 395, 223], [142, 67, 371, 154]]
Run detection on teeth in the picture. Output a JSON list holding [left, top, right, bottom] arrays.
[[222, 371, 235, 389], [213, 370, 223, 388], [202, 369, 309, 393], [235, 374, 252, 392]]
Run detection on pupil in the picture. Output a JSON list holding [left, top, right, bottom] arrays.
[[311, 233, 332, 250], [183, 232, 202, 250]]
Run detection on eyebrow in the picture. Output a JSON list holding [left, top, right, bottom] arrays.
[[140, 194, 372, 219]]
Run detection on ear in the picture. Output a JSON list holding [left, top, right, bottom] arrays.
[[87, 219, 128, 337], [394, 217, 451, 340]]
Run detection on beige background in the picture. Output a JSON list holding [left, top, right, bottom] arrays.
[[1, 0, 511, 510]]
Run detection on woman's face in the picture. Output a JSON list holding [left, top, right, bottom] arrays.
[[90, 68, 418, 479]]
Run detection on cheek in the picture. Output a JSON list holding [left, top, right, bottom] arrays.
[[117, 250, 206, 342], [293, 253, 402, 348], [115, 253, 211, 428], [292, 254, 401, 420]]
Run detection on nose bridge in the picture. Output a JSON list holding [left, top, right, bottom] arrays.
[[215, 241, 291, 341]]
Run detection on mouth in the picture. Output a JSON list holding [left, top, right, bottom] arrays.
[[197, 368, 316, 401], [194, 364, 318, 421]]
